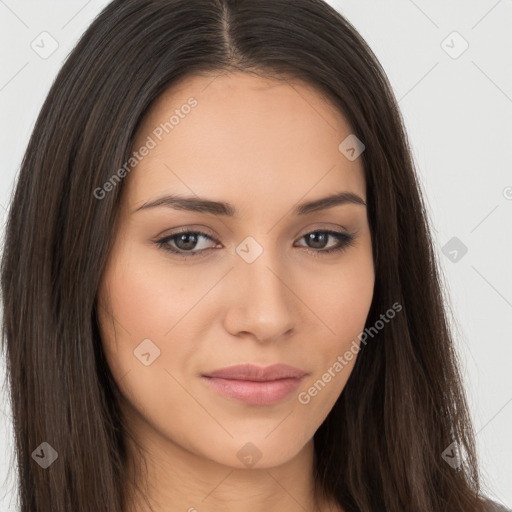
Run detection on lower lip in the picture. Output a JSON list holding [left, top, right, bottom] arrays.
[[201, 376, 304, 405]]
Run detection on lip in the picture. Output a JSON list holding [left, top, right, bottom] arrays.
[[201, 364, 308, 405]]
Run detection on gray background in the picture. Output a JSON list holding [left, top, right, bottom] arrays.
[[0, 0, 511, 510]]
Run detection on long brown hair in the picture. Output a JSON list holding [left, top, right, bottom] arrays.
[[0, 0, 496, 510]]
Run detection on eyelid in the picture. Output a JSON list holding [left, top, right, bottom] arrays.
[[155, 224, 218, 240], [295, 222, 351, 237], [157, 224, 351, 245]]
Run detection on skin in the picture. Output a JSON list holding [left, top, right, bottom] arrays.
[[97, 71, 375, 512]]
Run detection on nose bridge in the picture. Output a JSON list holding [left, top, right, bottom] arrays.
[[226, 236, 296, 340]]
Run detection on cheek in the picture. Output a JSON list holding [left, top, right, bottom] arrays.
[[96, 249, 207, 444], [96, 241, 188, 381], [98, 238, 202, 341], [297, 244, 374, 404], [306, 244, 374, 346], [96, 236, 227, 417]]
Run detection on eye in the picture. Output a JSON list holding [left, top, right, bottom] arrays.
[[294, 230, 356, 256], [155, 229, 220, 258], [155, 228, 356, 259]]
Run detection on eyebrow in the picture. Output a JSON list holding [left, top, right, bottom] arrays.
[[132, 191, 366, 216]]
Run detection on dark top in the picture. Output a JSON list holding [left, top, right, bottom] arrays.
[[485, 498, 512, 512]]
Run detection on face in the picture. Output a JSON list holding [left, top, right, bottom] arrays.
[[97, 71, 375, 471]]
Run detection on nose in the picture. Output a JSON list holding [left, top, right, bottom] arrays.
[[223, 249, 297, 344]]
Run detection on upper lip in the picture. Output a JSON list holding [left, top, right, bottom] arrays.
[[202, 364, 307, 381]]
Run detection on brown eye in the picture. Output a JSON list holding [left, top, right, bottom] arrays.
[[296, 230, 356, 256], [156, 230, 219, 258], [155, 228, 356, 260]]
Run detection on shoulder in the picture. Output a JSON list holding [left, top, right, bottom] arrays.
[[482, 497, 512, 512]]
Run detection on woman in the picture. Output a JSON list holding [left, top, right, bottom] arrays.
[[0, 0, 507, 511]]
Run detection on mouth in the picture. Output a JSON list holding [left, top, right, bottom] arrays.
[[200, 364, 308, 406]]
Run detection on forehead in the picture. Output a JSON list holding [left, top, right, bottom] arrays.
[[126, 71, 366, 210]]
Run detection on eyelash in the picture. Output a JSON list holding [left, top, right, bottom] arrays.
[[155, 228, 356, 260]]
